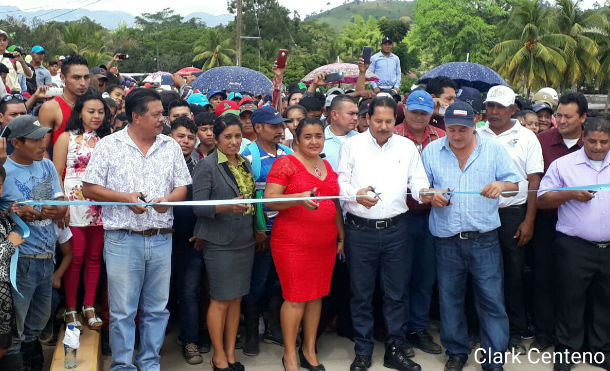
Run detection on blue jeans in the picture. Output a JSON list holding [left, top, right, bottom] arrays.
[[403, 211, 436, 333], [244, 243, 281, 306], [345, 214, 410, 356], [435, 230, 509, 369], [104, 230, 172, 371], [173, 246, 203, 344], [9, 257, 54, 353]]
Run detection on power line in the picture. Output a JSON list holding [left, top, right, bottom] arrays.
[[42, 0, 102, 23], [0, 0, 90, 14]]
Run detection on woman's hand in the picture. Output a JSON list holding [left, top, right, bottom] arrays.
[[300, 187, 319, 210], [7, 232, 25, 247], [336, 239, 345, 259], [230, 195, 250, 214]]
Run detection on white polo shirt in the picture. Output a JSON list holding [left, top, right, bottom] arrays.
[[477, 119, 544, 207]]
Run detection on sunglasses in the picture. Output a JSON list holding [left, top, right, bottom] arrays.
[[1, 94, 28, 102]]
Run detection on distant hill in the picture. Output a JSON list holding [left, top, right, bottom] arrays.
[[0, 6, 232, 29], [306, 0, 414, 31]]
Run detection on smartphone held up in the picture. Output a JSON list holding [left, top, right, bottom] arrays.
[[276, 49, 289, 69]]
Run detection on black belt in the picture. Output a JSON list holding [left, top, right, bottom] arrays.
[[346, 213, 403, 230], [120, 228, 174, 236], [578, 236, 610, 249], [451, 231, 491, 240]]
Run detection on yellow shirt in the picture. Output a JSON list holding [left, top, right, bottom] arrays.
[[218, 150, 256, 215]]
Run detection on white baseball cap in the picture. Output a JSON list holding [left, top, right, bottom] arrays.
[[483, 85, 516, 107]]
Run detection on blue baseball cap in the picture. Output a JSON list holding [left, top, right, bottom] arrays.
[[227, 92, 242, 101], [444, 101, 475, 127], [30, 45, 45, 54], [251, 105, 290, 125], [207, 90, 226, 100], [187, 93, 211, 107], [456, 87, 483, 114], [406, 90, 434, 114]]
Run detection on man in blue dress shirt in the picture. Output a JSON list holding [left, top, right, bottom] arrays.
[[368, 37, 402, 94]]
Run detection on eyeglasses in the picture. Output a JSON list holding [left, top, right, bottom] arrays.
[[1, 94, 28, 102]]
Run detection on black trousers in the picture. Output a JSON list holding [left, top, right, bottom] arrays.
[[555, 233, 610, 355], [532, 214, 557, 341], [498, 205, 528, 336]]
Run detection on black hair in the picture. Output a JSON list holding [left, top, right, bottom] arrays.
[[60, 55, 88, 75], [558, 92, 588, 117], [104, 97, 117, 111], [513, 110, 526, 119], [0, 96, 26, 114], [368, 96, 397, 117], [329, 94, 356, 113], [284, 104, 307, 118], [115, 112, 127, 121], [48, 61, 58, 67], [299, 92, 326, 113], [64, 90, 112, 138], [287, 91, 303, 104], [160, 90, 181, 115], [213, 113, 242, 139], [521, 110, 536, 116], [425, 76, 457, 97], [167, 99, 191, 116], [0, 64, 8, 74], [125, 88, 161, 123], [194, 112, 216, 127], [170, 115, 197, 134], [105, 84, 123, 94], [295, 116, 324, 138], [584, 116, 610, 137]]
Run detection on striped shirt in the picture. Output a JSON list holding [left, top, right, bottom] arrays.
[[421, 132, 523, 238]]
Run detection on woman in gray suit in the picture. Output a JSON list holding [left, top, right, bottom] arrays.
[[192, 114, 261, 371]]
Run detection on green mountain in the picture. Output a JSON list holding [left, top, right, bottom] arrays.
[[305, 0, 414, 31]]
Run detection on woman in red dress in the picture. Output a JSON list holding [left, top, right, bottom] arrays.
[[265, 117, 345, 371]]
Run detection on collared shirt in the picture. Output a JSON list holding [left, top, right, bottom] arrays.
[[82, 127, 192, 231], [0, 56, 29, 93], [338, 130, 429, 219], [217, 150, 255, 215], [323, 125, 358, 170], [537, 128, 583, 173], [34, 65, 52, 87], [421, 133, 523, 238], [538, 148, 610, 242], [368, 51, 401, 89], [478, 119, 544, 207]]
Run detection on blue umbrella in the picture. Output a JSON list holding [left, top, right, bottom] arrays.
[[191, 66, 273, 95], [418, 62, 508, 93]]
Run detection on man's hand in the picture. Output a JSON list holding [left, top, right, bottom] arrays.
[[373, 87, 381, 94], [570, 190, 596, 202], [7, 231, 25, 247], [52, 272, 62, 289], [312, 73, 326, 86], [356, 187, 379, 209], [189, 236, 206, 251], [419, 188, 434, 204], [40, 205, 67, 221], [481, 182, 505, 199], [11, 51, 24, 62], [151, 197, 170, 213], [358, 57, 370, 73], [514, 219, 534, 246], [32, 85, 49, 100], [56, 207, 70, 229], [255, 230, 267, 244], [125, 192, 148, 214], [171, 73, 185, 88], [11, 203, 42, 222], [186, 74, 197, 85], [430, 189, 451, 208], [0, 137, 7, 165], [272, 61, 286, 78]]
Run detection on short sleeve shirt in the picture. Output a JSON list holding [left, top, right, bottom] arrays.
[[82, 127, 192, 231]]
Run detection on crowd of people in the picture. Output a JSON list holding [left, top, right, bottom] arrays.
[[0, 30, 608, 371]]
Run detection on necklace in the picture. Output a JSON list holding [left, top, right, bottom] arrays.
[[313, 164, 322, 178]]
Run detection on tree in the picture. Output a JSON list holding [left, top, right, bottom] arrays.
[[193, 29, 235, 70], [338, 15, 382, 61], [584, 7, 610, 104], [378, 17, 410, 43], [491, 0, 573, 92]]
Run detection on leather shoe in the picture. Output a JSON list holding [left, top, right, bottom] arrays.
[[530, 336, 553, 352], [485, 368, 504, 371], [508, 336, 526, 355], [400, 342, 415, 357], [408, 331, 442, 354], [299, 347, 325, 371], [383, 344, 421, 371], [553, 359, 572, 371], [444, 355, 466, 371], [350, 355, 372, 371]]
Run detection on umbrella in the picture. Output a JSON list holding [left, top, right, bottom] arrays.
[[176, 67, 202, 77], [417, 62, 508, 92], [191, 66, 273, 95], [142, 71, 173, 85], [301, 63, 379, 85]]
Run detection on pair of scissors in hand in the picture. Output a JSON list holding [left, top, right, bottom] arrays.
[[369, 186, 382, 201]]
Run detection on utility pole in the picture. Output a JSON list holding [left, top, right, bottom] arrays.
[[236, 0, 242, 66]]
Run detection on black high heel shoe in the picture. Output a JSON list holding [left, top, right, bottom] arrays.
[[299, 347, 326, 371], [210, 360, 231, 371], [282, 357, 286, 371], [228, 361, 245, 371]]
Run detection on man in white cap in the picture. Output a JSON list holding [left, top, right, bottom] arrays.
[[477, 85, 544, 355]]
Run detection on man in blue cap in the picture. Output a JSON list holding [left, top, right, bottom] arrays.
[[394, 89, 444, 355], [207, 90, 226, 110], [240, 105, 292, 356], [421, 101, 522, 371], [29, 45, 52, 88]]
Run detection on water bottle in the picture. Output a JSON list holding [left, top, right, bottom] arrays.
[[63, 324, 80, 369]]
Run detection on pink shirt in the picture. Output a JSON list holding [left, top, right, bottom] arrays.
[[538, 148, 610, 242]]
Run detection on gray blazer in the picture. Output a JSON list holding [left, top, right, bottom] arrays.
[[192, 150, 256, 245]]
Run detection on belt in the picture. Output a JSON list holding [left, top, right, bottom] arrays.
[[452, 231, 487, 240], [580, 237, 610, 249], [346, 213, 403, 230], [20, 252, 53, 259], [121, 228, 174, 236]]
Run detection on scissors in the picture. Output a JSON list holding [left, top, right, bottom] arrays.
[[369, 186, 382, 201], [445, 188, 454, 205], [138, 192, 151, 207]]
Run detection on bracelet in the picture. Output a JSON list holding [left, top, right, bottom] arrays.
[[337, 238, 344, 242]]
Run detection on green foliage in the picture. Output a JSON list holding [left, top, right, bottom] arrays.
[[193, 28, 235, 70], [378, 18, 411, 43]]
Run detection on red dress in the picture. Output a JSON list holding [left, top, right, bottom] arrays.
[[267, 155, 339, 302]]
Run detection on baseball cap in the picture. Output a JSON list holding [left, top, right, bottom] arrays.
[[187, 93, 211, 107], [0, 30, 7, 38], [31, 45, 45, 54], [358, 99, 372, 116], [59, 56, 65, 60], [456, 87, 484, 114], [251, 105, 290, 125], [208, 90, 226, 100], [406, 90, 434, 114], [238, 97, 255, 106], [532, 102, 553, 114], [215, 100, 240, 117], [382, 36, 392, 44], [376, 92, 393, 99], [228, 92, 242, 101], [533, 90, 554, 108], [327, 87, 344, 96], [325, 95, 335, 108], [535, 87, 558, 107], [7, 115, 52, 140], [240, 102, 257, 115], [483, 85, 516, 107], [287, 81, 306, 94], [90, 67, 108, 80], [444, 101, 475, 127]]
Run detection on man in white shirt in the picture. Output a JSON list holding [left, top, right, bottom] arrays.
[[0, 30, 33, 93], [477, 85, 544, 355], [338, 96, 429, 371]]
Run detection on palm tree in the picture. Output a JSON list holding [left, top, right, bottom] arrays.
[[584, 7, 610, 108], [491, 0, 573, 93], [554, 0, 600, 89], [192, 29, 235, 70]]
